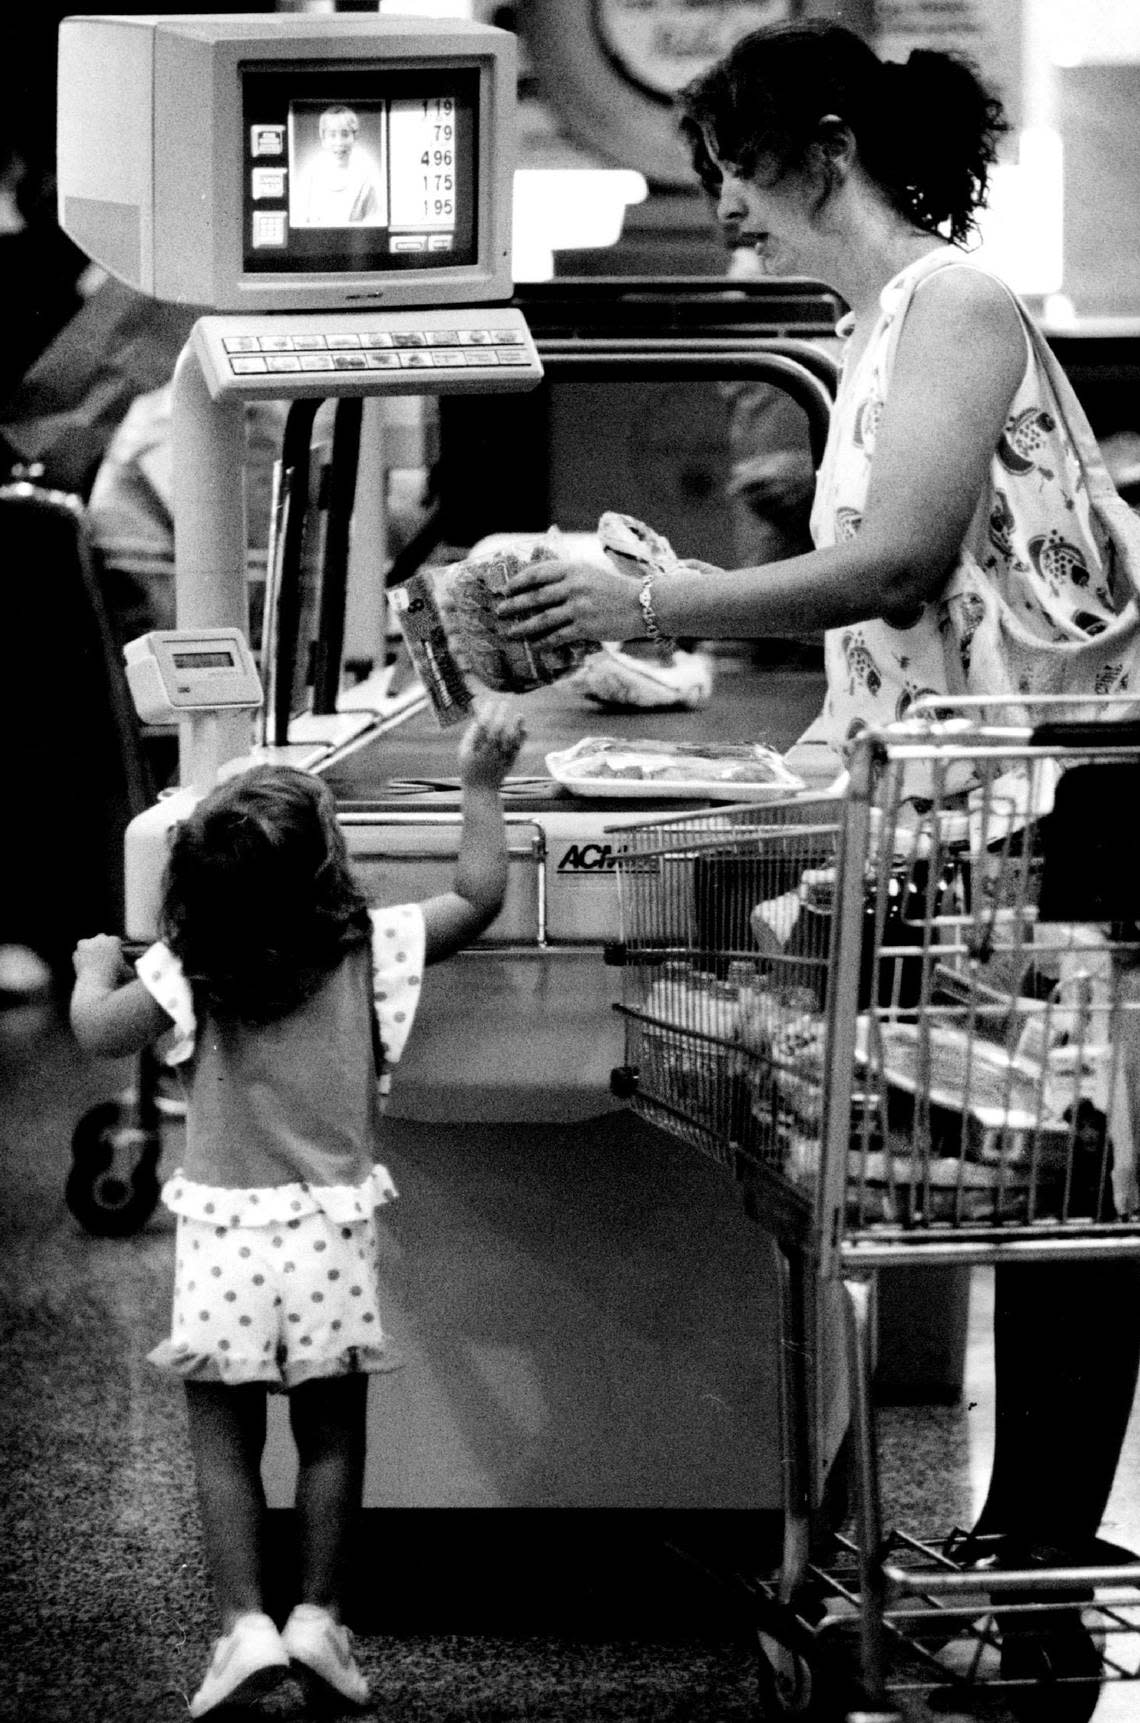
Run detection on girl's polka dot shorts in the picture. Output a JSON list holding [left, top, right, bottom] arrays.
[[152, 1209, 395, 1389]]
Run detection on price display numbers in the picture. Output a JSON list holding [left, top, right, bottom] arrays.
[[389, 95, 457, 233]]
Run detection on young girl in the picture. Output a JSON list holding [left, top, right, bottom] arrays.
[[70, 701, 525, 1717]]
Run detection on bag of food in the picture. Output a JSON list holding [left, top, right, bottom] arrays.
[[429, 512, 692, 696], [435, 536, 596, 694]]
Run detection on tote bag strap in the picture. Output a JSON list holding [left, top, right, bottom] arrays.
[[883, 249, 1121, 506], [880, 249, 1140, 693]]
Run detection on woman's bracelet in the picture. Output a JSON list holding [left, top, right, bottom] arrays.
[[638, 572, 676, 662]]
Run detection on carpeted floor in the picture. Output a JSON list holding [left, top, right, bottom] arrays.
[[0, 1003, 776, 1723], [0, 1208, 770, 1723], [5, 997, 1140, 1722]]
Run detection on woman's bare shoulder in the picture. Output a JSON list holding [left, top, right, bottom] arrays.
[[910, 259, 1025, 338], [897, 258, 1028, 394]]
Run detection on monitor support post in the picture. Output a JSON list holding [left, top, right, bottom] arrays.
[[172, 334, 253, 785]]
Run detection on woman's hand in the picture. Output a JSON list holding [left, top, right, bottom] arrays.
[[495, 556, 645, 647], [458, 699, 527, 790]]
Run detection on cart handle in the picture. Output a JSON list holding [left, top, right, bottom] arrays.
[[1030, 719, 1140, 750]]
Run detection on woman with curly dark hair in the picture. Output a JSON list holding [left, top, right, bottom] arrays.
[[499, 22, 1140, 1714], [500, 21, 1133, 747]]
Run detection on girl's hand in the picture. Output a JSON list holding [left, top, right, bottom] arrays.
[[72, 933, 132, 990], [495, 556, 645, 646], [458, 701, 527, 790]]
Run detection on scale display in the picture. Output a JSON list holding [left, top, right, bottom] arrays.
[[124, 629, 264, 724], [243, 65, 478, 277]]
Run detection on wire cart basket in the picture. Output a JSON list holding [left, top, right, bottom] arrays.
[[607, 708, 1140, 1720]]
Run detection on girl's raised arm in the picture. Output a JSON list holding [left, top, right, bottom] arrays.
[[421, 703, 526, 965]]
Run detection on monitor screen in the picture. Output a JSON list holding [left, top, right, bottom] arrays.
[[242, 64, 478, 277], [56, 15, 515, 313]]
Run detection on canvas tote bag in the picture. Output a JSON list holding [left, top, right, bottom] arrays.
[[884, 251, 1140, 720]]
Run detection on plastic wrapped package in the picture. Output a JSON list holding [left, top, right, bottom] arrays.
[[439, 539, 595, 692]]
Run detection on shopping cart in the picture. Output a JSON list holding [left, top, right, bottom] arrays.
[[606, 708, 1140, 1720]]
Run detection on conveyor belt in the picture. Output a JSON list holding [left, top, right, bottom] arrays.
[[321, 657, 828, 812]]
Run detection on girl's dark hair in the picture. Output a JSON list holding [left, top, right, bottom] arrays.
[[677, 21, 1009, 245], [160, 765, 370, 1025]]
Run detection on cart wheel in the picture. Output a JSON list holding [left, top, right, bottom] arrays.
[[757, 1630, 814, 1716], [66, 1102, 161, 1237]]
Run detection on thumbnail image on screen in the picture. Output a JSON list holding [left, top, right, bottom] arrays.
[[290, 103, 388, 228], [243, 64, 478, 275]]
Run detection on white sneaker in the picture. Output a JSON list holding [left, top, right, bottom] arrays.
[[188, 1612, 290, 1718], [569, 643, 714, 711], [282, 1603, 370, 1705]]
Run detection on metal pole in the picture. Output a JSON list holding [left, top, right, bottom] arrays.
[[171, 337, 253, 780]]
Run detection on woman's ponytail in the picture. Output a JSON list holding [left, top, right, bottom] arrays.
[[678, 22, 1009, 245], [871, 49, 1009, 242]]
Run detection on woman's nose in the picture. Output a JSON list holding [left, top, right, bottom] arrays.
[[715, 174, 747, 227]]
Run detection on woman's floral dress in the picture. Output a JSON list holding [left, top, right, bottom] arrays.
[[811, 246, 1135, 788]]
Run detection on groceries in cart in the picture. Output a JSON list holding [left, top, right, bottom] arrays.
[[848, 1016, 1091, 1218], [609, 742, 1140, 1228]]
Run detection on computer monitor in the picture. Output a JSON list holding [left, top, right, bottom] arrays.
[[57, 13, 516, 313]]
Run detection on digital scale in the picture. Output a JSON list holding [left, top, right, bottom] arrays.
[[123, 627, 263, 724]]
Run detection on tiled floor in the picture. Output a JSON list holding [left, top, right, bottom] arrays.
[[3, 987, 1140, 1721]]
